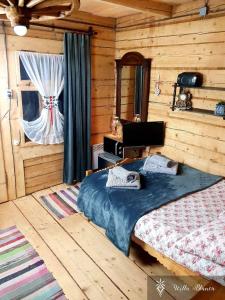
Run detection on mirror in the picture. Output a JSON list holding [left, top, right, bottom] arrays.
[[120, 65, 143, 121], [116, 52, 151, 122]]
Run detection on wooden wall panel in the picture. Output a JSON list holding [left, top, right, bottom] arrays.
[[116, 3, 225, 176], [0, 19, 116, 200], [24, 154, 64, 194], [0, 34, 16, 200]]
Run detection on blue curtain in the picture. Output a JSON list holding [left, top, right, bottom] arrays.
[[63, 32, 92, 183]]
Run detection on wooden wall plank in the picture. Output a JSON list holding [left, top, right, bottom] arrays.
[[25, 172, 63, 194], [25, 159, 63, 179], [24, 153, 64, 167], [116, 3, 225, 176], [0, 34, 16, 201]]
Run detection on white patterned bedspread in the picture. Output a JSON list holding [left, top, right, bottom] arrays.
[[134, 180, 225, 285]]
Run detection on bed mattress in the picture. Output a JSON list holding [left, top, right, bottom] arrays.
[[134, 180, 225, 285]]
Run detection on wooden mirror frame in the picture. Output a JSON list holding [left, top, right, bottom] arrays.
[[115, 52, 151, 122]]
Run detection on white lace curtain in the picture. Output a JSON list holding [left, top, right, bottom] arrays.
[[19, 51, 64, 144]]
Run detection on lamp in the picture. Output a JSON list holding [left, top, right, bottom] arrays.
[[14, 25, 27, 36], [5, 6, 29, 36], [1, 0, 78, 37]]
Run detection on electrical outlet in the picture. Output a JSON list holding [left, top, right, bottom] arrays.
[[199, 6, 208, 17]]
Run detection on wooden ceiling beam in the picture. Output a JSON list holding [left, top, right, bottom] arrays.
[[26, 0, 46, 8], [18, 0, 25, 7], [68, 10, 116, 28], [6, 0, 17, 6], [33, 0, 71, 10], [32, 5, 70, 14], [0, 0, 9, 7], [101, 0, 172, 17]]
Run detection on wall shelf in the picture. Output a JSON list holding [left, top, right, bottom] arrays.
[[169, 109, 225, 128], [172, 108, 224, 117], [181, 86, 225, 91], [171, 83, 225, 120]]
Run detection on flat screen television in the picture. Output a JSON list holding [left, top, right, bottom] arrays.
[[122, 121, 165, 146]]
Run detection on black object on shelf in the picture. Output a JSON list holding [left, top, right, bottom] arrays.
[[177, 72, 203, 87]]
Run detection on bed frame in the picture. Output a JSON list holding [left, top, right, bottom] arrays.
[[86, 158, 225, 298]]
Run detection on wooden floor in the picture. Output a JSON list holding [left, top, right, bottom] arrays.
[[0, 184, 217, 300]]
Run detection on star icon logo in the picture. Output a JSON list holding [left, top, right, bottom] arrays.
[[156, 278, 166, 297]]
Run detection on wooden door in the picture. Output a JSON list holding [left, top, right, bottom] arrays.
[[7, 34, 64, 198]]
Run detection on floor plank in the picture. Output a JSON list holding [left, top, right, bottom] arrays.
[[0, 184, 216, 300], [61, 214, 148, 300], [34, 185, 176, 300], [33, 188, 149, 300], [0, 201, 87, 300], [14, 195, 128, 300], [49, 184, 193, 299]]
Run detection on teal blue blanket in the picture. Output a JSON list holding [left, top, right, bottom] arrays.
[[77, 159, 221, 255]]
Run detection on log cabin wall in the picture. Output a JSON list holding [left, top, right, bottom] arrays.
[[0, 16, 116, 200], [116, 0, 225, 176]]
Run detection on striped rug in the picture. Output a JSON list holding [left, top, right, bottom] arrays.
[[0, 225, 66, 300], [40, 184, 81, 220]]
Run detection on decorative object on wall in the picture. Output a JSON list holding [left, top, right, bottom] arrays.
[[215, 101, 225, 116], [175, 89, 192, 110], [154, 74, 161, 96], [172, 72, 201, 111], [63, 32, 92, 184], [19, 51, 64, 144], [172, 72, 225, 117], [177, 72, 203, 88], [0, 0, 80, 36]]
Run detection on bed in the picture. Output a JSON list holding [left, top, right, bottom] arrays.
[[134, 179, 225, 286], [79, 158, 225, 289]]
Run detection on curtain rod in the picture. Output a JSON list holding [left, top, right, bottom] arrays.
[[30, 24, 97, 36]]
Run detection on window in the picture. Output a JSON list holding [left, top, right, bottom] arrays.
[[18, 56, 64, 143], [22, 91, 42, 122]]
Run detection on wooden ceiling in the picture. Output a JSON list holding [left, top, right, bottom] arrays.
[[79, 0, 186, 18], [80, 0, 139, 18]]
